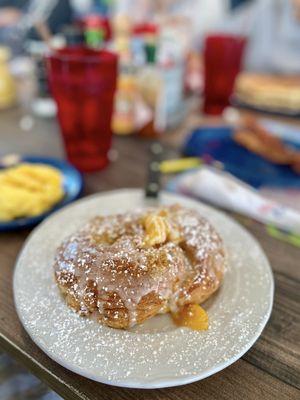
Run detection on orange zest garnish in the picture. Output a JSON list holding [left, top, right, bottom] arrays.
[[172, 304, 209, 331]]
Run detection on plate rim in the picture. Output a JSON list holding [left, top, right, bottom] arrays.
[[13, 188, 274, 389]]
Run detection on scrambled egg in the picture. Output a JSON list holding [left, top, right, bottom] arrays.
[[0, 163, 64, 221]]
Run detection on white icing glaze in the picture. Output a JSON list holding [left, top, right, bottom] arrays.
[[54, 205, 226, 328]]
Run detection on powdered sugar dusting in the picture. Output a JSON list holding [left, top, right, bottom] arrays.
[[53, 205, 225, 328], [13, 190, 273, 388]]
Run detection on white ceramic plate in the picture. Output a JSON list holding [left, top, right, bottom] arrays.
[[14, 189, 274, 389]]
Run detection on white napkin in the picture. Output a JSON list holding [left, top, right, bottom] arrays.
[[177, 167, 300, 235]]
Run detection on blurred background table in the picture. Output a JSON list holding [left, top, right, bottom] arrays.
[[0, 107, 299, 400]]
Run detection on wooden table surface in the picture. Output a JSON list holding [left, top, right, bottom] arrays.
[[0, 108, 299, 400]]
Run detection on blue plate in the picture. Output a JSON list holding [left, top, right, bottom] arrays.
[[0, 156, 83, 231], [183, 126, 300, 189]]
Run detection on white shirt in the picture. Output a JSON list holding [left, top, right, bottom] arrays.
[[222, 0, 300, 73]]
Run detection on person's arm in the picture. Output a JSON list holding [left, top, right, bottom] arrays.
[[19, 0, 58, 31], [292, 0, 300, 20], [0, 7, 22, 27]]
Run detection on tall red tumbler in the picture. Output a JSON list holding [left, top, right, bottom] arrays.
[[46, 47, 118, 172], [203, 34, 246, 115]]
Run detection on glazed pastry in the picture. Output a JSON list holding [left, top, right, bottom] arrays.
[[54, 205, 226, 329]]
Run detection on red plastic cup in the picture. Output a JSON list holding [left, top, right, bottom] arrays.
[[46, 47, 118, 172], [203, 34, 246, 115]]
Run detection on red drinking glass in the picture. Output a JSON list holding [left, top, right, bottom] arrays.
[[203, 34, 246, 115], [46, 47, 118, 172]]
